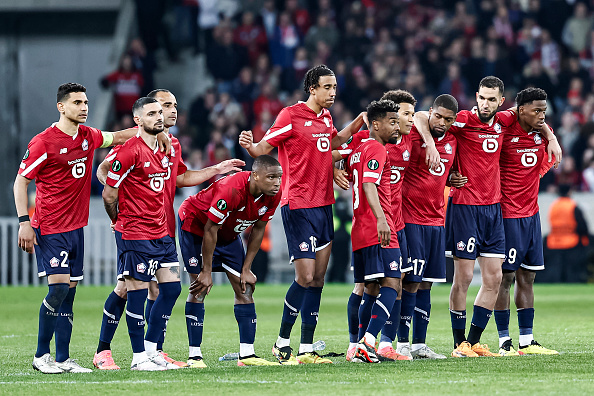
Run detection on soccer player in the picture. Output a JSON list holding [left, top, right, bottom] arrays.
[[493, 87, 559, 356], [102, 97, 182, 371], [239, 65, 366, 364], [346, 99, 402, 363], [14, 83, 154, 374], [395, 94, 460, 360], [93, 89, 243, 370], [334, 90, 417, 361], [179, 155, 283, 366]]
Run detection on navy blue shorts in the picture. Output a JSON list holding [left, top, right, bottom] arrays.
[[352, 245, 402, 283], [34, 228, 84, 281], [502, 213, 544, 272], [281, 205, 334, 261], [445, 200, 505, 260], [115, 231, 179, 282], [404, 223, 446, 283], [178, 218, 245, 277], [396, 228, 413, 273]]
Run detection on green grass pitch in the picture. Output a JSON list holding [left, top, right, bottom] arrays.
[[1, 283, 593, 395]]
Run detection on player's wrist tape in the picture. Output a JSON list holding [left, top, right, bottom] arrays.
[[18, 215, 30, 223]]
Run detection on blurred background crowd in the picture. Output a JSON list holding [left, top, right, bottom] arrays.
[[96, 0, 594, 198]]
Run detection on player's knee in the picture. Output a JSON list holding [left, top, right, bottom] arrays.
[[46, 283, 70, 308], [352, 283, 364, 295], [295, 273, 314, 287], [159, 281, 182, 300], [500, 271, 515, 289]]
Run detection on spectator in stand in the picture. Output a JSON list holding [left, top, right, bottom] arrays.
[[304, 14, 339, 56], [558, 110, 581, 154], [206, 27, 248, 93], [439, 62, 469, 110], [562, 2, 594, 55], [189, 88, 217, 150], [269, 12, 300, 69], [232, 67, 259, 125], [251, 109, 273, 144], [540, 29, 561, 76], [286, 0, 311, 37], [234, 11, 268, 65], [260, 0, 277, 40], [101, 54, 144, 119], [253, 83, 284, 125]]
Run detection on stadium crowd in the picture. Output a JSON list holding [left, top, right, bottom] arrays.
[[99, 0, 594, 195]]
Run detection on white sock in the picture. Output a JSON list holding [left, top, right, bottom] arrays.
[[499, 336, 511, 348], [519, 334, 534, 347], [240, 343, 255, 358], [144, 340, 158, 356], [396, 342, 410, 350], [276, 337, 290, 348], [411, 343, 425, 352], [348, 342, 357, 350], [378, 341, 392, 350], [189, 346, 202, 358], [364, 332, 376, 347], [299, 343, 313, 354], [132, 351, 148, 365]]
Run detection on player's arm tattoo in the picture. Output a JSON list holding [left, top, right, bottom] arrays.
[[103, 198, 118, 222]]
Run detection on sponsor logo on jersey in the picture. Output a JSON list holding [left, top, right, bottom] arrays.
[[188, 257, 199, 267], [456, 241, 466, 251], [323, 117, 330, 127], [112, 160, 122, 172], [494, 123, 502, 133], [511, 137, 519, 143], [445, 143, 453, 154], [137, 263, 147, 273], [403, 150, 410, 161], [534, 134, 542, 144], [60, 148, 67, 154], [82, 139, 89, 151], [216, 199, 227, 211], [23, 149, 29, 160], [299, 242, 309, 251], [161, 156, 169, 168], [367, 159, 379, 170], [389, 260, 399, 271], [50, 257, 59, 267], [258, 206, 268, 216], [304, 121, 313, 126]]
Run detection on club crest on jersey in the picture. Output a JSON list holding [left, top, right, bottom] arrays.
[[50, 257, 59, 268], [112, 160, 122, 172], [188, 257, 199, 267], [82, 139, 89, 151], [161, 156, 169, 168], [494, 123, 502, 133], [389, 260, 399, 271], [456, 241, 466, 251], [534, 134, 542, 145], [323, 117, 330, 127], [445, 143, 453, 154], [137, 263, 147, 273], [23, 149, 29, 160], [367, 159, 379, 170], [299, 242, 309, 251], [216, 199, 227, 211], [258, 206, 268, 216], [403, 150, 410, 161]]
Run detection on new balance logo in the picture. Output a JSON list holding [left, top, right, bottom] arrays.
[[60, 148, 67, 154], [304, 121, 313, 126], [144, 162, 150, 167], [511, 137, 519, 142]]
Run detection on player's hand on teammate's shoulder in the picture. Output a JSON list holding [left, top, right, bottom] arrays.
[[190, 271, 213, 297], [333, 167, 349, 190], [240, 269, 257, 294], [449, 171, 468, 188], [239, 130, 254, 149], [157, 132, 172, 155], [17, 222, 37, 254], [215, 159, 245, 174]]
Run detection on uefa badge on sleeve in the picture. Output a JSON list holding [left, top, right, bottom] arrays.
[[367, 159, 379, 170], [217, 199, 227, 211], [112, 160, 122, 172]]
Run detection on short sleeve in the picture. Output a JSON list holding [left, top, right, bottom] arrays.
[[104, 146, 120, 162], [177, 156, 188, 175], [497, 110, 517, 127], [263, 108, 292, 147], [361, 145, 387, 185], [337, 132, 367, 159], [87, 126, 105, 150], [105, 147, 136, 188], [207, 188, 236, 225], [18, 136, 48, 180]]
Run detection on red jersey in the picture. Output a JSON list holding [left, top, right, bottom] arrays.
[[499, 115, 552, 219], [402, 126, 458, 226], [448, 108, 505, 205], [105, 135, 169, 240], [178, 171, 281, 244], [339, 130, 411, 231], [347, 138, 398, 251], [105, 134, 187, 237], [18, 124, 105, 235], [263, 102, 338, 209]]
